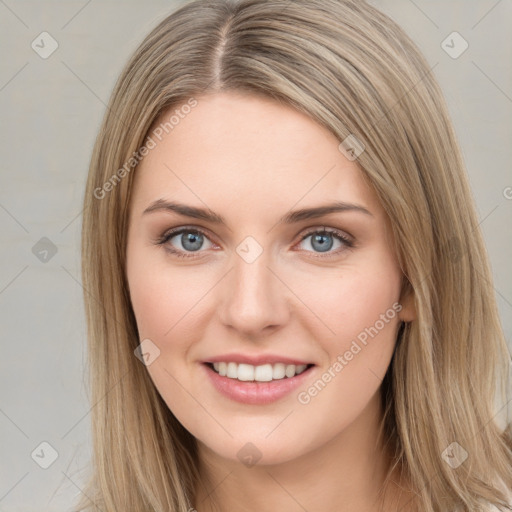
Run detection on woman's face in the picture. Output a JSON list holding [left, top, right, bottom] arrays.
[[126, 91, 414, 466]]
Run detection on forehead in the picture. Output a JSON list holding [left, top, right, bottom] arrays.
[[130, 91, 380, 219]]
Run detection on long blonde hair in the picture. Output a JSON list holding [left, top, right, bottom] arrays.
[[77, 0, 512, 510]]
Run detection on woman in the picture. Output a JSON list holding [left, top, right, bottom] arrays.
[[77, 0, 512, 510]]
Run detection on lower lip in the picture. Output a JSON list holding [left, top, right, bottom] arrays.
[[202, 363, 315, 405]]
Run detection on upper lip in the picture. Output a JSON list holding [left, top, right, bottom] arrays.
[[204, 353, 314, 366]]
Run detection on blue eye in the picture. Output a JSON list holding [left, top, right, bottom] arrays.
[[155, 226, 353, 259], [297, 228, 353, 256], [157, 228, 213, 258]]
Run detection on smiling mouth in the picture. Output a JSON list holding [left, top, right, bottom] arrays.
[[205, 362, 315, 382]]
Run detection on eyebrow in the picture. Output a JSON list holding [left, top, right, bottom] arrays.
[[142, 199, 373, 224]]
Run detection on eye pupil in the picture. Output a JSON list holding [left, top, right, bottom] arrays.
[[182, 232, 203, 251], [162, 227, 348, 258], [312, 233, 334, 252]]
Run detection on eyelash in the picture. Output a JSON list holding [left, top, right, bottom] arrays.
[[154, 226, 354, 259]]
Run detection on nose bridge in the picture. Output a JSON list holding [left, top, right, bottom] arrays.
[[218, 236, 288, 336]]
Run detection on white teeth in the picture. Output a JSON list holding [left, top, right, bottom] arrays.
[[285, 364, 296, 378], [237, 363, 254, 381], [226, 362, 238, 378], [273, 363, 286, 379], [254, 364, 273, 382], [296, 364, 307, 375], [209, 362, 310, 381]]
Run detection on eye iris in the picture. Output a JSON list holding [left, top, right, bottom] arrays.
[[170, 230, 341, 254], [181, 232, 203, 251], [311, 233, 334, 252]]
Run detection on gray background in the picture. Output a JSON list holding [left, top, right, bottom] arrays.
[[0, 1, 511, 510]]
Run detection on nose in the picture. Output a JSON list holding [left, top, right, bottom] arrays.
[[217, 246, 290, 340]]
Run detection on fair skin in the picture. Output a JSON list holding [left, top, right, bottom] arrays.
[[126, 91, 416, 512]]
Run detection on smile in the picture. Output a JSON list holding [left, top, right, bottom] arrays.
[[203, 362, 316, 405], [209, 362, 310, 382]]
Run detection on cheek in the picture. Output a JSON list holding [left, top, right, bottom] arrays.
[[291, 260, 403, 408], [292, 268, 401, 433], [338, 272, 401, 342], [126, 250, 212, 427], [127, 248, 211, 341], [292, 261, 402, 345]]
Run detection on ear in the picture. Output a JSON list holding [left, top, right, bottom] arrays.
[[398, 279, 416, 322]]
